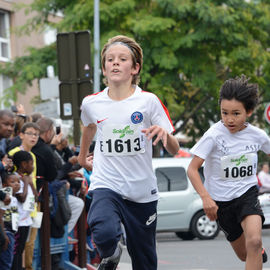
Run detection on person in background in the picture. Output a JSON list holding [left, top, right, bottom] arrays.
[[258, 162, 270, 193], [0, 110, 15, 180], [187, 75, 270, 270], [0, 171, 20, 270], [11, 151, 37, 270], [30, 113, 42, 123], [8, 122, 40, 270]]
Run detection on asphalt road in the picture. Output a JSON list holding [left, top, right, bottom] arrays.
[[118, 229, 270, 270]]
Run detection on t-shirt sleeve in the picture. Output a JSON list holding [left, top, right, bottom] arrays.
[[150, 94, 175, 134], [260, 130, 270, 154], [190, 132, 215, 160], [80, 97, 94, 126]]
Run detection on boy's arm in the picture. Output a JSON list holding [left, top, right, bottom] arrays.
[[16, 175, 30, 203], [187, 155, 218, 221], [78, 124, 97, 171]]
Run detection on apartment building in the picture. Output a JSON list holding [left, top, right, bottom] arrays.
[[0, 0, 60, 114]]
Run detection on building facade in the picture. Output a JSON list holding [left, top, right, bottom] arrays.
[[0, 0, 60, 114]]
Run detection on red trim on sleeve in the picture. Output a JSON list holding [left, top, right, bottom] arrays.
[[142, 90, 175, 133]]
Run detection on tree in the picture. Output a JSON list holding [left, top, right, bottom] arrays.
[[1, 0, 270, 145]]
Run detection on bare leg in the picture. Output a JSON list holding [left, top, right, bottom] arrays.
[[230, 215, 262, 270]]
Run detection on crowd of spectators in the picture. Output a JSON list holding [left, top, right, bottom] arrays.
[[0, 105, 94, 270]]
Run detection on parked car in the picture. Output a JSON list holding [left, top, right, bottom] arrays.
[[153, 157, 220, 240]]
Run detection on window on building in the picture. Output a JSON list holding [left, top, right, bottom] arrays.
[[0, 10, 11, 61], [0, 74, 13, 109]]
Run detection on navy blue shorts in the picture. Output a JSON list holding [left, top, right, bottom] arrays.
[[87, 188, 158, 270]]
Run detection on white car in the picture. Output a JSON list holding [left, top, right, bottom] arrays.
[[153, 157, 220, 240]]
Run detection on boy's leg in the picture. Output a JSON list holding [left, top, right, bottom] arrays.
[[122, 200, 158, 270], [88, 189, 122, 259], [241, 215, 263, 270]]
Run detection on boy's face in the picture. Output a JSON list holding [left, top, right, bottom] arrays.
[[220, 98, 252, 134], [103, 44, 139, 85], [5, 174, 21, 195], [23, 160, 34, 175], [20, 127, 39, 148]]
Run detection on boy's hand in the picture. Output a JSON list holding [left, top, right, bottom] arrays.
[[2, 155, 13, 171], [142, 125, 168, 147], [3, 194, 11, 206], [202, 196, 218, 221]]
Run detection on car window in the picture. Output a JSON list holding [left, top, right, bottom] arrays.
[[155, 167, 188, 192]]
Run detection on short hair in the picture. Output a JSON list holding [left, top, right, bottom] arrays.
[[219, 74, 259, 112], [36, 117, 54, 135], [0, 110, 14, 119], [1, 171, 16, 185], [31, 113, 42, 123], [101, 35, 143, 85], [21, 122, 40, 134], [13, 150, 33, 169]]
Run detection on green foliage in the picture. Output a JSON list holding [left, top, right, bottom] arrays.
[[2, 0, 270, 144]]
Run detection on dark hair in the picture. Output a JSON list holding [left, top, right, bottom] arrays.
[[21, 122, 40, 134], [219, 74, 259, 112], [31, 113, 42, 123], [0, 110, 15, 119], [1, 171, 16, 185], [13, 151, 33, 169]]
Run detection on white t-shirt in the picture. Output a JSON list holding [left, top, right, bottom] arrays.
[[190, 121, 270, 201], [16, 180, 33, 227], [81, 86, 175, 202]]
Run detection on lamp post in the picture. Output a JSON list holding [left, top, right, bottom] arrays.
[[94, 0, 100, 93]]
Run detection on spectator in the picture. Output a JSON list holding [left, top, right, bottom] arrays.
[[31, 117, 58, 269], [258, 162, 270, 193], [30, 113, 42, 123], [0, 110, 15, 181], [12, 151, 37, 270], [0, 171, 20, 270], [8, 122, 40, 270]]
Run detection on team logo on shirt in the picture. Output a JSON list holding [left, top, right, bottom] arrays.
[[131, 111, 143, 124]]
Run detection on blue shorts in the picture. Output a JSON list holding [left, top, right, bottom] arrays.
[[87, 188, 158, 270]]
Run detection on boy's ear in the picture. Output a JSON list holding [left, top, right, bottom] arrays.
[[131, 63, 140, 75], [247, 110, 253, 117]]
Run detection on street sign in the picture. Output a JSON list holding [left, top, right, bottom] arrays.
[[40, 77, 59, 100], [264, 103, 270, 124]]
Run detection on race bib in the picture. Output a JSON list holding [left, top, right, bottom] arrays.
[[23, 194, 36, 212], [101, 124, 145, 156], [220, 153, 257, 180]]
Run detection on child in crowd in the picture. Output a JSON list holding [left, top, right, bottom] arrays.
[[8, 122, 40, 270], [0, 171, 20, 270], [187, 75, 270, 270], [78, 35, 179, 270], [12, 150, 36, 270]]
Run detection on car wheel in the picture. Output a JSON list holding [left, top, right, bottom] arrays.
[[190, 210, 220, 240], [175, 231, 195, 240]]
